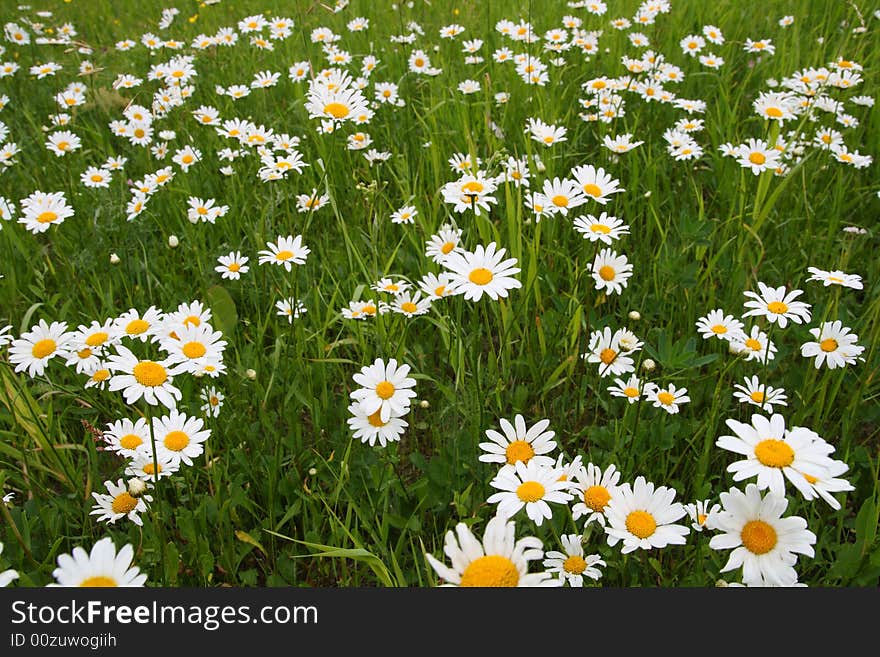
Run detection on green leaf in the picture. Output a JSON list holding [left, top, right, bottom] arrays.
[[235, 529, 267, 556], [205, 284, 238, 338]]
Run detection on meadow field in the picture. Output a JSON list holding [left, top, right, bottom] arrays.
[[0, 0, 877, 588]]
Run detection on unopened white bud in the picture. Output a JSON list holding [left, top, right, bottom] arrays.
[[127, 477, 147, 498], [109, 253, 120, 265], [168, 234, 179, 248], [642, 358, 656, 371], [628, 310, 641, 321], [419, 399, 429, 409], [245, 368, 257, 380]]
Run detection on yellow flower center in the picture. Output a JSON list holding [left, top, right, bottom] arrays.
[[164, 430, 189, 451], [744, 338, 762, 351], [90, 174, 104, 182], [324, 102, 349, 119], [120, 434, 143, 450], [740, 519, 777, 555], [461, 181, 484, 194], [803, 473, 818, 484], [362, 305, 377, 315], [210, 396, 219, 406], [765, 106, 782, 118], [766, 301, 788, 314], [143, 463, 160, 475], [697, 513, 708, 526], [275, 250, 294, 261], [228, 263, 241, 272], [754, 439, 794, 468], [37, 211, 58, 224], [749, 152, 766, 165], [126, 319, 149, 335], [750, 391, 765, 403], [111, 492, 138, 514], [182, 341, 207, 359], [599, 348, 617, 365], [590, 224, 611, 234], [711, 324, 728, 334], [820, 338, 838, 352], [505, 440, 535, 465], [414, 58, 425, 67], [441, 241, 455, 254], [77, 348, 93, 359], [132, 361, 168, 387], [516, 481, 546, 503], [657, 391, 675, 406], [598, 265, 615, 281], [400, 302, 418, 313], [625, 510, 657, 538], [469, 268, 494, 286], [563, 555, 587, 574], [91, 369, 110, 382], [31, 339, 57, 359], [181, 155, 194, 164], [583, 485, 611, 512], [459, 555, 520, 587], [551, 195, 569, 207], [375, 381, 395, 400], [367, 409, 386, 427], [84, 331, 109, 347], [434, 285, 446, 297], [582, 183, 602, 198], [624, 386, 639, 398], [79, 576, 118, 587]]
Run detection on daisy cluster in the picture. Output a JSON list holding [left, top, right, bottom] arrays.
[[1, 300, 227, 535]]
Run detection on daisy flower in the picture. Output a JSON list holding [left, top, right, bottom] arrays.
[[588, 248, 633, 296], [730, 325, 777, 363], [442, 242, 522, 302], [417, 272, 455, 300], [49, 537, 147, 587], [527, 117, 567, 146], [126, 451, 180, 481], [797, 458, 854, 511], [382, 291, 432, 317], [742, 282, 811, 328], [543, 534, 605, 586], [572, 212, 630, 244], [715, 413, 836, 500], [602, 133, 644, 153], [81, 167, 112, 188], [424, 513, 559, 587], [161, 322, 227, 373], [478, 414, 557, 468], [390, 205, 418, 224], [487, 460, 573, 526], [371, 277, 410, 295], [569, 462, 623, 527], [8, 319, 73, 377], [540, 177, 586, 217], [102, 417, 151, 458], [199, 386, 224, 418], [258, 235, 310, 271], [604, 476, 690, 554], [345, 401, 408, 447], [584, 326, 636, 378], [805, 266, 862, 290], [732, 375, 788, 410], [152, 409, 211, 466], [570, 164, 625, 204], [276, 298, 307, 323], [113, 306, 164, 343], [695, 309, 746, 342], [736, 138, 781, 175], [45, 130, 81, 157], [18, 190, 74, 234], [215, 251, 249, 280], [684, 499, 721, 532], [350, 357, 417, 423], [645, 383, 690, 414], [90, 478, 152, 527], [800, 321, 864, 369], [709, 484, 815, 587], [106, 345, 185, 409], [608, 374, 653, 403]]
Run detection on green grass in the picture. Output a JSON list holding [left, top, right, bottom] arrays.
[[0, 0, 878, 587]]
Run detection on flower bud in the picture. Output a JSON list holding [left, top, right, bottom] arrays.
[[109, 252, 120, 265], [642, 358, 656, 372], [168, 234, 179, 248], [245, 368, 257, 380], [127, 477, 147, 498], [628, 310, 641, 321]]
